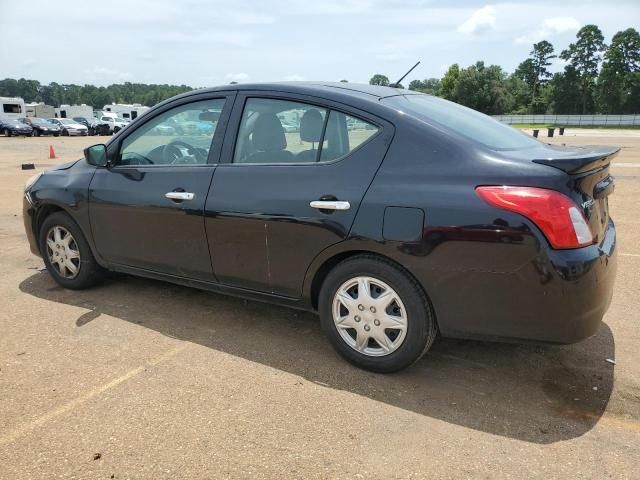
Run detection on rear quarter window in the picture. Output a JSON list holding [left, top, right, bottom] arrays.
[[383, 94, 539, 151]]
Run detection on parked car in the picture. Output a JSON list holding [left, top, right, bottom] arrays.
[[22, 82, 617, 372], [72, 117, 100, 136], [1, 117, 33, 136], [47, 118, 88, 136], [100, 116, 128, 134], [19, 117, 61, 136]]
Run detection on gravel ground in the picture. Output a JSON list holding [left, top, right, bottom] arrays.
[[0, 131, 638, 479]]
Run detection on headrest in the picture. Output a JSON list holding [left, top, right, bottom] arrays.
[[300, 109, 323, 142], [252, 113, 286, 152]]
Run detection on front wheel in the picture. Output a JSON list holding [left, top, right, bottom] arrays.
[[319, 255, 437, 373], [39, 212, 105, 289], [5, 129, 11, 137]]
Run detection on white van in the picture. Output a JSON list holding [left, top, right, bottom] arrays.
[[0, 97, 26, 119], [102, 103, 150, 121]]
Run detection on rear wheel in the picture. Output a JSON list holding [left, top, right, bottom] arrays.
[[319, 255, 437, 373], [39, 212, 105, 289]]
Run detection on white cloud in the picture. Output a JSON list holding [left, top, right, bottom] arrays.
[[457, 5, 496, 34], [515, 16, 581, 44], [225, 73, 250, 82]]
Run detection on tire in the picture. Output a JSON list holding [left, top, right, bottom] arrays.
[[39, 211, 105, 290], [62, 129, 69, 136], [5, 129, 11, 137], [319, 255, 437, 373], [54, 133, 60, 137], [34, 129, 40, 137]]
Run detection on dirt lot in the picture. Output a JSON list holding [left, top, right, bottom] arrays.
[[0, 131, 639, 479]]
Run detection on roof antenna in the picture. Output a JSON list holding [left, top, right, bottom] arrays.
[[390, 61, 420, 88]]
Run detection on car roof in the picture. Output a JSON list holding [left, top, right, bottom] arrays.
[[189, 81, 420, 102]]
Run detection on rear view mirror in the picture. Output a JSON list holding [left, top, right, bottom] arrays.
[[84, 144, 108, 167], [199, 111, 220, 122]]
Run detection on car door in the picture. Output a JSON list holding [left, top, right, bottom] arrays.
[[205, 92, 394, 297], [89, 92, 235, 281]]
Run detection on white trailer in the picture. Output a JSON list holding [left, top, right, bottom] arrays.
[[102, 103, 150, 121], [25, 102, 55, 118], [0, 97, 26, 118], [55, 104, 94, 119]]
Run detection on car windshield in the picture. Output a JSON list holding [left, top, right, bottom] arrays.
[[31, 118, 49, 125], [382, 94, 540, 151], [116, 118, 126, 122], [58, 119, 75, 125], [4, 118, 22, 125]]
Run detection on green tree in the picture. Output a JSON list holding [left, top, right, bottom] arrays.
[[530, 41, 556, 102], [439, 64, 460, 100], [597, 28, 640, 113], [449, 62, 513, 114], [339, 79, 348, 83], [549, 67, 583, 114], [408, 78, 440, 95], [560, 25, 606, 113], [369, 74, 390, 86]]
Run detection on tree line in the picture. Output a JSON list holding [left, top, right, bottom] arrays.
[[368, 25, 640, 115], [0, 79, 192, 109]]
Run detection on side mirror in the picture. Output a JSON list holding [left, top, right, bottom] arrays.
[[84, 144, 109, 167]]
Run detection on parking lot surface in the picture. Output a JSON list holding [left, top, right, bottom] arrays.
[[1, 132, 639, 479]]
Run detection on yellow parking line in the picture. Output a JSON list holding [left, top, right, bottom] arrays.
[[0, 344, 187, 447]]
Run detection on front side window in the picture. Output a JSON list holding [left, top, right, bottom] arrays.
[[119, 98, 225, 166], [232, 98, 379, 164]]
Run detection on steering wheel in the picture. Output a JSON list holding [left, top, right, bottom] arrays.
[[162, 140, 207, 164]]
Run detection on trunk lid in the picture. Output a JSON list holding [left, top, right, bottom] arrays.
[[532, 145, 619, 245]]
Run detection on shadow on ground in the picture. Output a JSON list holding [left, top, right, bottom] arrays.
[[19, 271, 615, 444]]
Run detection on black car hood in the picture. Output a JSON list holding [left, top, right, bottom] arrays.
[[47, 160, 79, 171]]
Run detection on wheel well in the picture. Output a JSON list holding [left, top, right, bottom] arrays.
[[34, 204, 64, 243], [309, 250, 429, 312]]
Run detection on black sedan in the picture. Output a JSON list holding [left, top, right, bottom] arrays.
[[19, 117, 61, 136], [22, 83, 617, 372], [73, 116, 111, 136], [1, 117, 33, 136]]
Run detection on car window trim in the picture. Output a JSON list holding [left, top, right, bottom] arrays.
[[222, 92, 384, 167], [106, 91, 236, 168]]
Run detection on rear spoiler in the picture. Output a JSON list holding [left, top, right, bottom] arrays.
[[532, 145, 620, 174]]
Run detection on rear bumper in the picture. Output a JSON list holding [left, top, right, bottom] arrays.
[[434, 220, 617, 344]]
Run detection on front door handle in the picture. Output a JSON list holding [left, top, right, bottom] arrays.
[[310, 200, 350, 211], [165, 191, 195, 201]]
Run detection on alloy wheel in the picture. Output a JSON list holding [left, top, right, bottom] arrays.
[[332, 276, 408, 357]]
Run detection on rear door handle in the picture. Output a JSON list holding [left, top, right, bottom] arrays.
[[309, 200, 350, 211], [165, 191, 195, 201]]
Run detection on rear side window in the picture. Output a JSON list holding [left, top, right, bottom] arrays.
[[233, 98, 378, 164], [382, 94, 539, 150], [320, 112, 378, 162]]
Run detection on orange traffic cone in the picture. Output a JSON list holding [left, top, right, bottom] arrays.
[[49, 145, 56, 159]]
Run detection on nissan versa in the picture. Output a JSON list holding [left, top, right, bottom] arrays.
[[22, 83, 617, 372]]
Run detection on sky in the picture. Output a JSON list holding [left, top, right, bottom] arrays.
[[1, 0, 638, 87]]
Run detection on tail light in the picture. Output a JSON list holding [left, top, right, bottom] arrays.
[[475, 186, 594, 249]]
